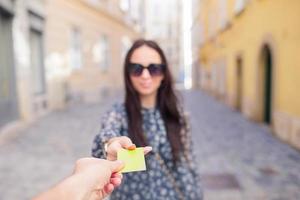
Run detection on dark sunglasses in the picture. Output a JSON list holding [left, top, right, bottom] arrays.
[[128, 63, 166, 77]]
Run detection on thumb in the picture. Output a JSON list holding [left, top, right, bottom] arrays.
[[108, 160, 125, 173]]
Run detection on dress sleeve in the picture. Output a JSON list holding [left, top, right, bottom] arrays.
[[91, 104, 123, 158]]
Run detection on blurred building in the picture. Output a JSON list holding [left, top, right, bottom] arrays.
[[45, 0, 144, 108], [144, 0, 183, 83], [0, 1, 16, 128], [192, 0, 300, 149], [0, 0, 47, 129], [0, 0, 143, 130], [191, 0, 202, 88]]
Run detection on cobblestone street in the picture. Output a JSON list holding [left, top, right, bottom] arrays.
[[1, 90, 300, 200], [184, 90, 300, 200]]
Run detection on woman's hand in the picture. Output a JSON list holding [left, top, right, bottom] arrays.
[[106, 136, 152, 161]]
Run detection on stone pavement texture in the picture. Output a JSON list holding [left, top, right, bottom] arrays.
[[0, 90, 300, 200], [183, 90, 300, 200]]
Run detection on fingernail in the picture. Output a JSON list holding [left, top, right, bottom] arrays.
[[128, 144, 136, 150], [145, 146, 152, 151]]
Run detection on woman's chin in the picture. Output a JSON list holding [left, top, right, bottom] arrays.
[[137, 88, 156, 97]]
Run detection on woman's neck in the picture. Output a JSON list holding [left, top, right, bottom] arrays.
[[140, 93, 157, 109]]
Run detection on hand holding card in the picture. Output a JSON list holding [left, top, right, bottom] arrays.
[[105, 136, 152, 161], [117, 147, 150, 173]]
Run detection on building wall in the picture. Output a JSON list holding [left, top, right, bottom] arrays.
[[13, 0, 48, 123], [195, 0, 300, 149], [0, 0, 142, 131], [45, 0, 141, 107], [0, 0, 49, 133]]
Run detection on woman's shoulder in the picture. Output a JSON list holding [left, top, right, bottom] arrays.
[[99, 102, 126, 124], [104, 102, 126, 116], [112, 102, 125, 111]]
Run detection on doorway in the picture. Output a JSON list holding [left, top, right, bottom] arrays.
[[236, 57, 243, 111], [262, 46, 273, 124], [0, 10, 18, 128]]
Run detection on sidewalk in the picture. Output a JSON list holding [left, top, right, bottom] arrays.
[[0, 90, 299, 200], [0, 98, 117, 199]]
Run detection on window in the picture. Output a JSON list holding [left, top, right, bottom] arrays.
[[208, 11, 217, 38], [121, 36, 131, 60], [30, 28, 46, 95], [234, 0, 247, 15], [28, 11, 46, 95], [95, 35, 110, 71], [168, 23, 172, 38], [219, 0, 229, 30], [167, 46, 172, 59], [217, 59, 227, 98], [129, 0, 139, 20], [211, 63, 218, 92], [198, 23, 204, 45], [0, 10, 14, 99], [70, 27, 83, 70], [0, 0, 14, 14], [120, 0, 130, 12]]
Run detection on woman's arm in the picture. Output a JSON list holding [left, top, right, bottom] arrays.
[[92, 105, 152, 161], [92, 105, 124, 158]]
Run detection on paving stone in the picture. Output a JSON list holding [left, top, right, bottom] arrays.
[[0, 90, 300, 200], [202, 173, 241, 190], [182, 90, 300, 200]]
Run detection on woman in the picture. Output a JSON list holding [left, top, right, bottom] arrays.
[[92, 39, 202, 200]]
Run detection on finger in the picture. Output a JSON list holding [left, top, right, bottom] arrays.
[[118, 136, 135, 149], [104, 183, 115, 194], [110, 177, 122, 186], [111, 172, 123, 179], [107, 141, 123, 156], [107, 142, 128, 161], [127, 144, 136, 150], [108, 160, 125, 173], [95, 189, 106, 200], [143, 146, 152, 155], [108, 139, 134, 155]]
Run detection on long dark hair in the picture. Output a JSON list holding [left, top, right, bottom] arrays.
[[124, 39, 185, 162]]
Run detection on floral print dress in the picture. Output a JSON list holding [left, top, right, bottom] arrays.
[[92, 103, 203, 200]]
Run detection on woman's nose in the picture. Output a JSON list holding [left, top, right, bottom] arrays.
[[141, 68, 151, 78]]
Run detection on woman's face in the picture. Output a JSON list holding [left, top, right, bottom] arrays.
[[129, 45, 164, 98]]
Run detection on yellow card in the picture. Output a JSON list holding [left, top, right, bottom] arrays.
[[117, 147, 146, 173]]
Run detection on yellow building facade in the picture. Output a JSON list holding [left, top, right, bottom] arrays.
[[194, 0, 300, 149]]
